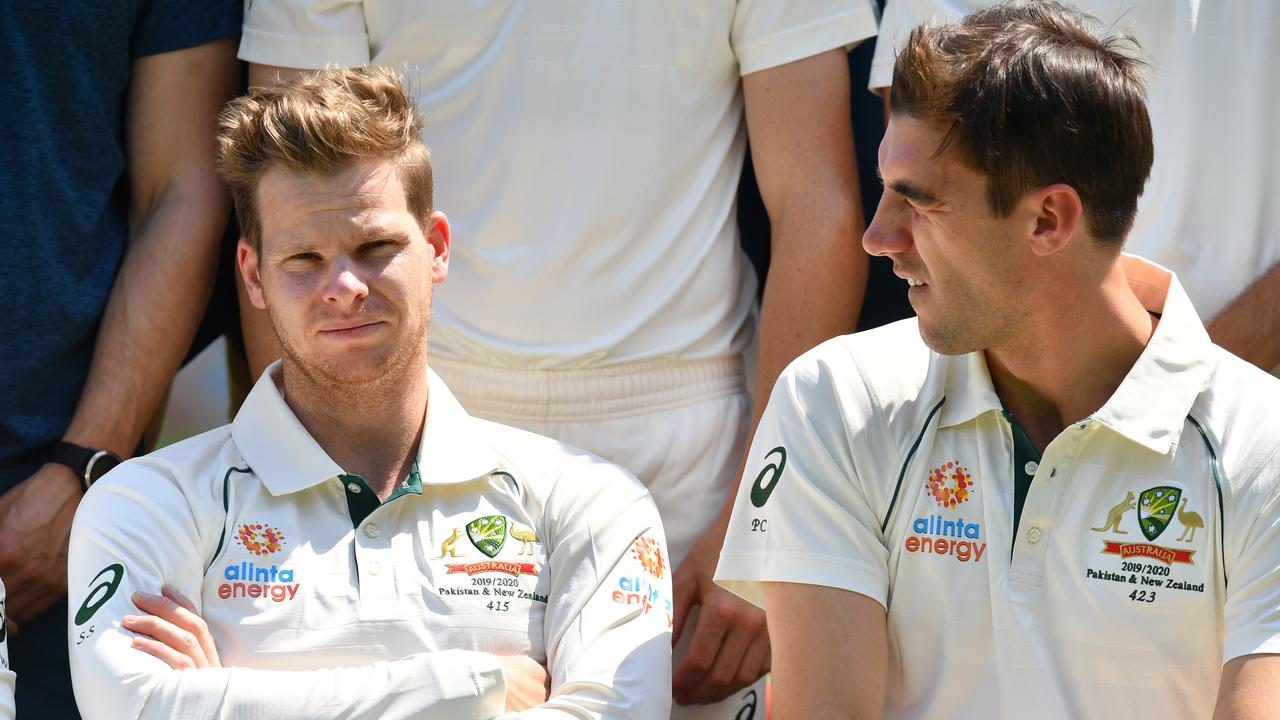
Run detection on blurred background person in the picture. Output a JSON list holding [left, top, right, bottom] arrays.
[[0, 2, 241, 715]]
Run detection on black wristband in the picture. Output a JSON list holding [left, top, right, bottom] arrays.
[[47, 441, 123, 491]]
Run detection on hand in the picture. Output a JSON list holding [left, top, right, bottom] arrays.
[[498, 655, 550, 712], [671, 520, 770, 705], [0, 463, 83, 628], [123, 585, 221, 669]]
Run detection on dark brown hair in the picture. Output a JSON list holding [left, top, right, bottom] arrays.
[[890, 1, 1153, 244], [216, 66, 433, 251]]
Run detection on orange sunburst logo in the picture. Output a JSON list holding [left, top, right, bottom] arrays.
[[632, 535, 666, 579], [926, 461, 974, 508], [235, 523, 286, 556]]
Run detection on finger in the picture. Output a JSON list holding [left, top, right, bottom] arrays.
[[7, 586, 60, 626], [5, 619, 17, 637], [122, 612, 208, 669], [670, 565, 699, 645], [129, 635, 197, 670], [686, 613, 755, 704], [134, 590, 203, 637], [735, 630, 772, 690], [671, 601, 729, 701], [161, 585, 220, 666]]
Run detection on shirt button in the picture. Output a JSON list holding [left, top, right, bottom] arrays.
[[347, 482, 362, 494], [1024, 461, 1039, 475], [364, 524, 381, 538], [1027, 527, 1043, 544], [369, 562, 382, 576]]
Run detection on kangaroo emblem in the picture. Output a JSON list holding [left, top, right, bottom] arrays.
[[436, 528, 463, 558], [1091, 490, 1135, 534], [510, 526, 541, 555]]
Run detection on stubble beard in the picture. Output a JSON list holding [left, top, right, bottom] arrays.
[[271, 303, 430, 407]]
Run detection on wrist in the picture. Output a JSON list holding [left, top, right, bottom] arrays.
[[45, 441, 123, 491]]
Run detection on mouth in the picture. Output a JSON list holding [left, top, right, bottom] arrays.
[[906, 278, 926, 288], [317, 320, 386, 337]]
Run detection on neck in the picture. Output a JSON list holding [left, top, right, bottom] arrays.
[[279, 356, 429, 500], [985, 258, 1155, 451]]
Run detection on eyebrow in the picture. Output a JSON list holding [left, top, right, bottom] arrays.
[[876, 166, 940, 206]]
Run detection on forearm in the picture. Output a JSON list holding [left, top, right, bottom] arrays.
[[79, 650, 504, 720], [64, 196, 226, 456], [718, 212, 866, 525], [1208, 262, 1280, 372]]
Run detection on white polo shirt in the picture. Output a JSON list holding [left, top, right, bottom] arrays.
[[68, 366, 673, 720], [869, 0, 1280, 326], [0, 579, 13, 720], [239, 0, 878, 369], [716, 256, 1280, 719]]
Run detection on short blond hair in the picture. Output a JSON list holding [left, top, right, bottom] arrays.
[[217, 66, 433, 251]]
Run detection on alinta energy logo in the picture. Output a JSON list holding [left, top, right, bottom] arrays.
[[219, 522, 299, 603], [236, 523, 285, 556], [904, 460, 987, 564], [632, 534, 666, 579], [614, 533, 673, 627]]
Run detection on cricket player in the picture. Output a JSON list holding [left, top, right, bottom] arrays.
[[67, 67, 671, 720], [715, 3, 1280, 718]]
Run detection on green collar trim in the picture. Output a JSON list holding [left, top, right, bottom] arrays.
[[341, 462, 424, 528]]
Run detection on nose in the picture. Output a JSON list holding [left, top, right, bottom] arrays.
[[323, 258, 369, 306], [863, 193, 912, 257]]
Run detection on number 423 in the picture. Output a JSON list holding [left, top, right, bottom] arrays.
[[1129, 590, 1156, 603]]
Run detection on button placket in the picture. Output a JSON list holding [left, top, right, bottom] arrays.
[[355, 507, 398, 611], [1009, 430, 1083, 588]]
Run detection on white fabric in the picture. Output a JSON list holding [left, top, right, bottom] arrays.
[[68, 366, 672, 720], [868, 0, 1280, 325], [240, 0, 879, 370], [431, 355, 766, 720], [0, 579, 13, 720], [716, 257, 1280, 719]]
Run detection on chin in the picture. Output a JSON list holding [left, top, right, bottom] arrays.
[[917, 321, 976, 357]]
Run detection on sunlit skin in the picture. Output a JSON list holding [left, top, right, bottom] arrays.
[[863, 114, 1155, 450], [237, 158, 449, 492], [238, 159, 449, 402]]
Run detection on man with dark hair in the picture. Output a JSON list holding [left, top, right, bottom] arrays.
[[67, 67, 671, 720], [870, 0, 1280, 375], [715, 3, 1280, 718]]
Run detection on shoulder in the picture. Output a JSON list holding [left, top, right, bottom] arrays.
[[478, 418, 651, 508], [77, 425, 240, 533], [773, 319, 940, 438], [1188, 349, 1280, 503]]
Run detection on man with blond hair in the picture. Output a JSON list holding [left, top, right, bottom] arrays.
[[716, 3, 1280, 718], [67, 67, 672, 720]]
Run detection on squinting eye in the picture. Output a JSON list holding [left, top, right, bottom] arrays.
[[289, 252, 321, 262]]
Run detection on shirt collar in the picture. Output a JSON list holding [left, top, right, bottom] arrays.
[[1090, 255, 1214, 454], [231, 362, 500, 496], [936, 255, 1214, 454]]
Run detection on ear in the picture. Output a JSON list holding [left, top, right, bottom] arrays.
[[1026, 183, 1083, 257], [237, 238, 268, 310], [425, 211, 451, 284]]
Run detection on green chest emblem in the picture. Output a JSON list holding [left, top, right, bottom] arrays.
[[466, 515, 508, 558], [1137, 486, 1182, 541]]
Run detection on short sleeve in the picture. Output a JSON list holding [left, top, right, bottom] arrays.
[[715, 348, 890, 610], [1222, 455, 1280, 664], [731, 0, 879, 76], [239, 0, 370, 68], [132, 0, 242, 59], [868, 0, 984, 90], [0, 578, 14, 720]]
